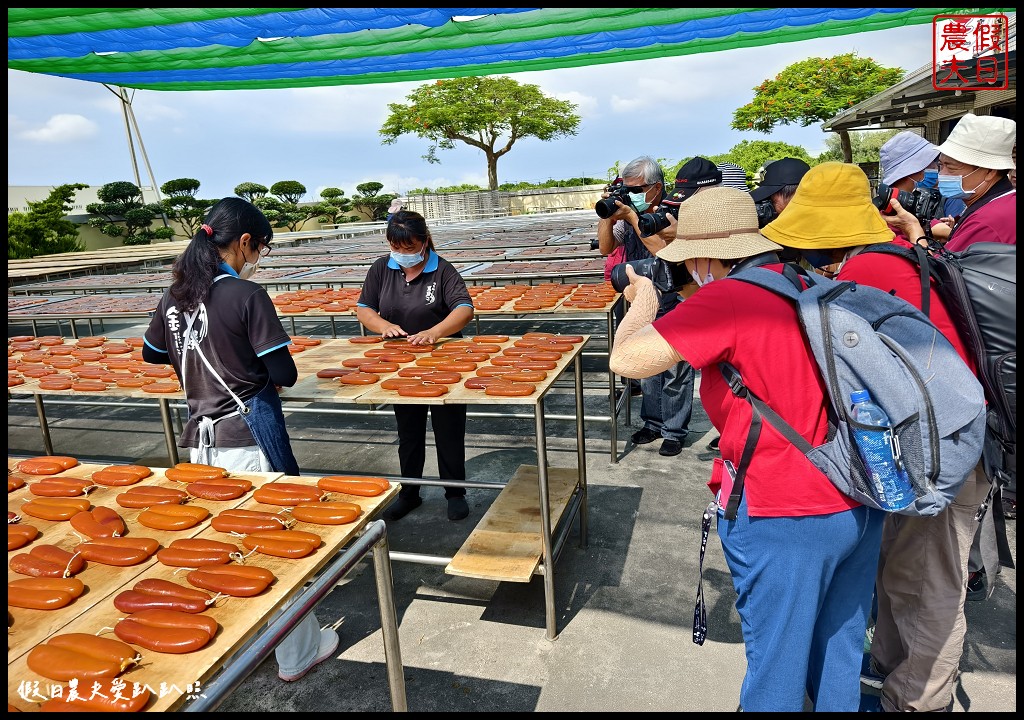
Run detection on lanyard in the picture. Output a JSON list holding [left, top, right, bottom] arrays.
[[180, 274, 249, 418], [692, 498, 718, 646]]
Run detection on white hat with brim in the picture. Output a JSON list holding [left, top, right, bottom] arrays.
[[937, 113, 1016, 170], [881, 131, 939, 186], [657, 187, 782, 264]]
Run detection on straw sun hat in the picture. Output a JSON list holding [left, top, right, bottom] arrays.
[[657, 187, 781, 264], [760, 162, 894, 249]]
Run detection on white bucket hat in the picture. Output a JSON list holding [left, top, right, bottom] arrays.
[[880, 132, 939, 186], [937, 113, 1016, 170]]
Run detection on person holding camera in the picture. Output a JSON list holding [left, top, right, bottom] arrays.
[[875, 131, 956, 243], [609, 187, 883, 711], [884, 114, 1015, 253], [596, 155, 694, 456], [760, 161, 992, 713], [750, 157, 811, 228]]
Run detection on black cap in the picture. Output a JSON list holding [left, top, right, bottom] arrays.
[[665, 157, 722, 205], [750, 158, 811, 202]]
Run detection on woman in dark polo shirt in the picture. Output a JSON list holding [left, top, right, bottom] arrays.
[[356, 210, 476, 521], [142, 196, 337, 683]]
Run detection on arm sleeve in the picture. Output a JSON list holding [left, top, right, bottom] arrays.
[[261, 346, 298, 387], [440, 261, 473, 311], [243, 287, 292, 356], [142, 295, 169, 354], [142, 343, 169, 364]]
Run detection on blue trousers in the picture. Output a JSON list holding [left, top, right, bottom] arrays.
[[640, 360, 693, 442], [717, 498, 884, 711]]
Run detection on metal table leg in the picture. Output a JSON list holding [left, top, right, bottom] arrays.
[[372, 530, 408, 712], [34, 395, 55, 455], [574, 356, 589, 548], [158, 398, 180, 465], [534, 401, 557, 640], [607, 308, 617, 463]]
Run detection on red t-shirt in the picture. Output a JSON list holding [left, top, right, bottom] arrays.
[[652, 266, 858, 518], [839, 239, 977, 375]]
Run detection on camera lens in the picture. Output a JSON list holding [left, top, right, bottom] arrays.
[[589, 238, 600, 250], [637, 210, 670, 237], [595, 196, 620, 219], [755, 199, 777, 228]]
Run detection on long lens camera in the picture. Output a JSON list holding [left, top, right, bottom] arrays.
[[637, 198, 683, 237], [609, 257, 692, 294], [872, 182, 943, 224], [595, 178, 632, 219]]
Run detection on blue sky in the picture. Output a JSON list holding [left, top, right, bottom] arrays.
[[8, 21, 940, 202]]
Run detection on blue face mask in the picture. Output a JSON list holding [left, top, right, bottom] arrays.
[[917, 168, 939, 190], [627, 191, 651, 213], [390, 248, 423, 268], [937, 167, 981, 200]]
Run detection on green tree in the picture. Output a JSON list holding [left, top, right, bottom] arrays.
[[380, 75, 581, 191], [816, 129, 901, 164], [707, 140, 817, 181], [233, 182, 268, 203], [732, 53, 903, 162], [160, 178, 215, 238], [351, 182, 397, 222], [85, 181, 175, 246], [253, 181, 323, 232], [7, 183, 87, 259], [315, 187, 358, 225]]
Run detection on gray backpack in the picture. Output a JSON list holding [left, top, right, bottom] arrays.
[[718, 264, 986, 518]]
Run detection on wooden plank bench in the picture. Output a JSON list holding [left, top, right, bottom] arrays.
[[445, 464, 579, 582]]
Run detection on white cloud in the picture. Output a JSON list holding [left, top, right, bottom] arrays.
[[18, 114, 98, 143], [548, 90, 598, 117]]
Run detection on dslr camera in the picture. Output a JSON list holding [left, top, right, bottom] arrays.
[[594, 177, 633, 219], [755, 199, 777, 228], [872, 182, 943, 224], [609, 257, 693, 295], [636, 197, 683, 237]]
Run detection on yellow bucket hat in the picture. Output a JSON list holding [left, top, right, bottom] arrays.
[[760, 162, 894, 249]]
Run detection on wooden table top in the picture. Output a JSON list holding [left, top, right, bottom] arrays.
[[11, 335, 590, 408], [7, 458, 399, 712]]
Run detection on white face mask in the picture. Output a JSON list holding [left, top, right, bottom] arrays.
[[692, 259, 716, 287], [239, 259, 259, 280], [239, 244, 260, 280]]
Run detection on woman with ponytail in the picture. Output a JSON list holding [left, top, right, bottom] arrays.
[[142, 196, 338, 683]]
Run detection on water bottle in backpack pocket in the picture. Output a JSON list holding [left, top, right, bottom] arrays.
[[849, 389, 916, 511]]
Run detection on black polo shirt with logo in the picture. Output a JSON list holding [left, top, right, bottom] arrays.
[[144, 263, 292, 448], [357, 250, 474, 335]]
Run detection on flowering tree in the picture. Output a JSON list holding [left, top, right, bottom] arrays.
[[732, 53, 903, 162]]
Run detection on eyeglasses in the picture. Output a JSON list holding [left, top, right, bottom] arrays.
[[622, 184, 650, 194], [258, 244, 272, 258]]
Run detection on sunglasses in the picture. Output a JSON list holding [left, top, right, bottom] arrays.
[[621, 184, 649, 194]]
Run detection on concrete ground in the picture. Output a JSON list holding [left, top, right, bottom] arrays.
[[7, 314, 1016, 712]]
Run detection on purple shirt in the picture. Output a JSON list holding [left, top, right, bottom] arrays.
[[944, 189, 1016, 252]]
